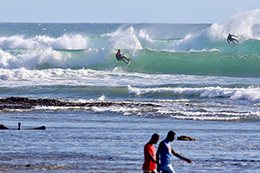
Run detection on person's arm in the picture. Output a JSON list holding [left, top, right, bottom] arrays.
[[156, 142, 163, 172], [227, 37, 230, 44], [146, 144, 158, 164], [148, 153, 158, 163], [172, 149, 192, 163], [156, 142, 163, 162]]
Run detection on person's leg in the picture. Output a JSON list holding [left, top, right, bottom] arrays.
[[122, 59, 128, 64], [122, 56, 129, 64], [160, 165, 176, 173]]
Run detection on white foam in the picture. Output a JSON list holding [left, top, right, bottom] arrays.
[[98, 95, 106, 101], [53, 34, 87, 50], [0, 27, 144, 69], [0, 49, 16, 68], [207, 9, 259, 41], [108, 26, 143, 56], [128, 85, 260, 102], [171, 9, 260, 52], [0, 34, 88, 50], [0, 34, 91, 69], [138, 29, 153, 42]]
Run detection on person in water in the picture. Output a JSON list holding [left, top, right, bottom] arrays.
[[18, 122, 21, 130], [156, 131, 192, 173], [227, 34, 239, 45], [143, 133, 160, 173], [116, 49, 130, 64]]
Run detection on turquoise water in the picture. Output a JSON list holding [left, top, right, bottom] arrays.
[[0, 9, 260, 172], [0, 22, 260, 77]]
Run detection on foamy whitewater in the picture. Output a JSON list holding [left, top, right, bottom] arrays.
[[0, 10, 260, 172]]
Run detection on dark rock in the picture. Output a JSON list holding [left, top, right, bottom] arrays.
[[29, 126, 46, 130], [0, 124, 9, 129], [177, 135, 196, 141], [0, 97, 160, 110]]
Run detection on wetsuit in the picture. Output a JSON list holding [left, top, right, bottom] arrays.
[[116, 51, 122, 60]]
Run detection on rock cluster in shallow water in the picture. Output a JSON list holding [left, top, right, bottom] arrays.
[[0, 97, 159, 110]]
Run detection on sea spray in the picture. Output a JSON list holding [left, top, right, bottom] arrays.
[[172, 9, 260, 52], [0, 9, 259, 77]]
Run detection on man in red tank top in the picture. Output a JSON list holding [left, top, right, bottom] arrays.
[[143, 133, 160, 173]]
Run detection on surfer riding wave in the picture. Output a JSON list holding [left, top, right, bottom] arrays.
[[227, 34, 239, 45], [116, 49, 130, 64]]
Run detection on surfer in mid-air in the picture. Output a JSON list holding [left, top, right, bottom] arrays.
[[227, 34, 239, 45], [116, 49, 130, 64]]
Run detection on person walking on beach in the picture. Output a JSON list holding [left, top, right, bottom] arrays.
[[115, 49, 130, 64], [156, 131, 192, 173], [143, 133, 160, 173], [227, 34, 239, 45]]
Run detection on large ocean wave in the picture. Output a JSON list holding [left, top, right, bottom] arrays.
[[0, 9, 259, 77]]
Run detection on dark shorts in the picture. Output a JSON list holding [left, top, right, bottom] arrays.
[[116, 56, 126, 61], [116, 56, 123, 60]]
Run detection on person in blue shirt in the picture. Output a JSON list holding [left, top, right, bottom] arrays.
[[156, 131, 192, 173], [116, 49, 130, 64]]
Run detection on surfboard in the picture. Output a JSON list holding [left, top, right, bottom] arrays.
[[125, 58, 131, 69], [231, 43, 239, 48]]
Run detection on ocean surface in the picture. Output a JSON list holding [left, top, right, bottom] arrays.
[[0, 9, 260, 172]]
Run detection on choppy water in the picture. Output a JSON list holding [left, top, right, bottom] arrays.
[[0, 9, 260, 172]]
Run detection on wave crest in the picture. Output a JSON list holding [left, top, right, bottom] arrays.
[[128, 85, 260, 102]]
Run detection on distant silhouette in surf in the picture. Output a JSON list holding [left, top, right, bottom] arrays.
[[0, 122, 46, 130]]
